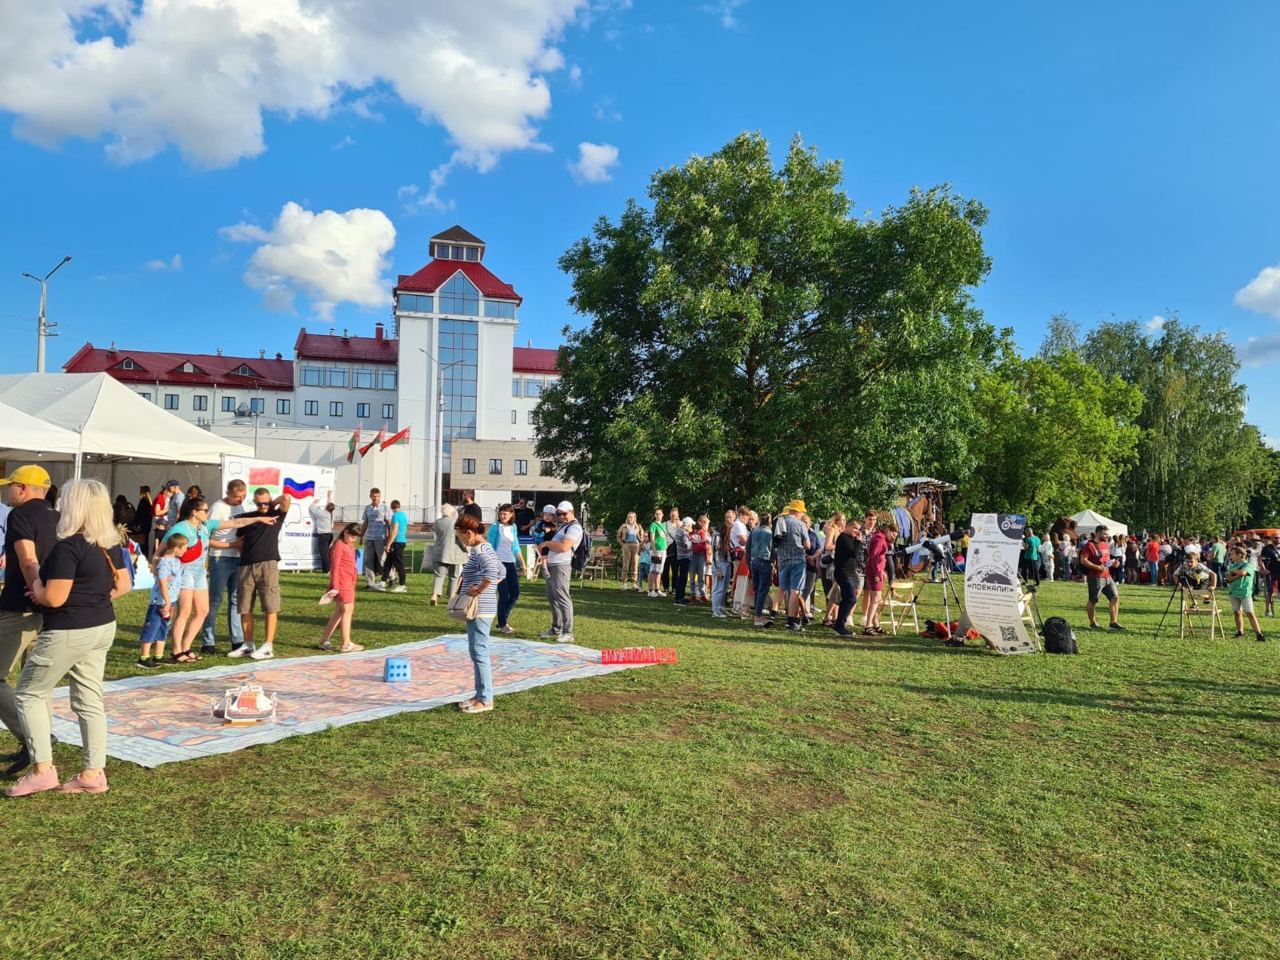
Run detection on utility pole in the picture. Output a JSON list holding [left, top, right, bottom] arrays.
[[22, 256, 72, 373]]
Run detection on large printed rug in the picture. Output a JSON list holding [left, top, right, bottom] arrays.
[[49, 637, 645, 768]]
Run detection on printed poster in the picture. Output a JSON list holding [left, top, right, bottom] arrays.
[[964, 513, 1038, 654], [221, 456, 336, 571]]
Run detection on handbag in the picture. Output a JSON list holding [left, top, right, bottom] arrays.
[[447, 589, 478, 622]]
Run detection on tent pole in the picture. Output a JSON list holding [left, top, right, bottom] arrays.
[[74, 431, 83, 480]]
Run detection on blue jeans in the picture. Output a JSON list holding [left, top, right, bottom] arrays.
[[467, 616, 493, 703], [751, 559, 773, 618], [711, 559, 731, 614], [497, 562, 520, 627], [1148, 561, 1159, 585], [203, 555, 243, 649]]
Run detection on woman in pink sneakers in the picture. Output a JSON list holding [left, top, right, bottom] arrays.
[[6, 479, 132, 798]]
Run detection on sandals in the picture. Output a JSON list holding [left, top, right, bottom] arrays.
[[319, 641, 333, 651], [339, 643, 364, 653]]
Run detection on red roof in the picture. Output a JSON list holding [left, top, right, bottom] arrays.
[[513, 347, 561, 375], [294, 328, 398, 364], [397, 259, 521, 303], [64, 343, 293, 390]]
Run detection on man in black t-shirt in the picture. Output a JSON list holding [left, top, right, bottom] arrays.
[[0, 465, 59, 776], [1260, 537, 1280, 617], [228, 487, 288, 661]]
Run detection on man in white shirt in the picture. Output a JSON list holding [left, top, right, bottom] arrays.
[[539, 500, 583, 643], [310, 494, 336, 573], [202, 479, 247, 655]]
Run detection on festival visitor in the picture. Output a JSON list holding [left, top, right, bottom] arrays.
[[801, 513, 821, 620], [711, 509, 736, 619], [319, 524, 364, 653], [150, 478, 183, 554], [646, 509, 668, 597], [1041, 541, 1056, 582], [454, 512, 506, 713], [749, 511, 775, 627], [1080, 524, 1124, 631], [309, 494, 336, 574], [203, 480, 248, 655], [0, 465, 59, 779], [460, 492, 483, 523], [514, 498, 538, 574], [1170, 543, 1216, 591], [1124, 535, 1139, 584], [819, 514, 842, 623], [690, 514, 712, 603], [229, 488, 292, 660], [429, 504, 468, 605], [729, 507, 750, 616], [137, 533, 186, 668], [671, 517, 693, 606], [832, 517, 866, 638], [616, 512, 642, 590], [637, 535, 652, 586], [1224, 544, 1266, 642], [773, 500, 808, 632], [163, 496, 276, 663], [6, 478, 131, 798], [530, 504, 558, 581], [661, 507, 681, 594], [540, 501, 583, 643], [359, 488, 392, 590], [487, 503, 527, 635], [111, 495, 134, 528], [1260, 535, 1280, 618], [861, 519, 894, 636], [1021, 526, 1041, 585], [130, 485, 153, 557], [382, 499, 409, 592]]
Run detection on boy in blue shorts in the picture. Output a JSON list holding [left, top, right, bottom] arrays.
[[138, 533, 186, 669]]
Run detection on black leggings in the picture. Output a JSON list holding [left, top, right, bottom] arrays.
[[383, 542, 406, 585]]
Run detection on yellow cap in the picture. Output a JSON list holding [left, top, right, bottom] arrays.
[[0, 465, 52, 487], [785, 499, 807, 515]]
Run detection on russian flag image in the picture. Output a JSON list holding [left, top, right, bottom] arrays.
[[282, 478, 316, 499]]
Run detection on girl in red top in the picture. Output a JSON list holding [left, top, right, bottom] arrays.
[[862, 520, 897, 635], [320, 524, 363, 653]]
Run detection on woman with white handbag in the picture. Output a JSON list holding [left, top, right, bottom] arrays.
[[450, 513, 506, 714]]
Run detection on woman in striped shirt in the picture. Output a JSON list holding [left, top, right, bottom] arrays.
[[453, 513, 506, 714]]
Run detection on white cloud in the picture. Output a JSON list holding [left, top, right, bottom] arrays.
[[0, 0, 586, 179], [568, 64, 583, 86], [220, 201, 395, 319], [594, 97, 622, 122], [1236, 263, 1280, 318], [1238, 334, 1280, 369], [1145, 314, 1165, 332], [569, 141, 619, 183], [332, 135, 356, 150], [145, 254, 182, 270], [703, 0, 747, 28]]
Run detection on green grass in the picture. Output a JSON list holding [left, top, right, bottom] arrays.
[[3, 572, 1278, 959]]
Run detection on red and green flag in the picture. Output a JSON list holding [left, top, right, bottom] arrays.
[[359, 425, 386, 457], [347, 427, 360, 463], [380, 426, 409, 450]]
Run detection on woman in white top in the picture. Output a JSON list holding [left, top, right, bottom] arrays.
[[486, 503, 527, 634]]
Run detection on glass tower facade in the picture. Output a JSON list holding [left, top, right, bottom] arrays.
[[439, 318, 478, 482]]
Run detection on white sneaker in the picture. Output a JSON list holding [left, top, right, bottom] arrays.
[[249, 645, 274, 660], [712, 611, 728, 619], [657, 591, 667, 597], [647, 590, 656, 598], [227, 646, 255, 658], [370, 582, 386, 592], [556, 633, 574, 644], [390, 585, 407, 594]]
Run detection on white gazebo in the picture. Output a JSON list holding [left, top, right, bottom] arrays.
[[1070, 509, 1128, 538]]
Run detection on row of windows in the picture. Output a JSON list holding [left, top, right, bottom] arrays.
[[510, 410, 536, 425], [396, 275, 516, 319], [142, 391, 392, 421], [432, 242, 481, 262], [460, 458, 553, 477], [512, 376, 552, 398], [299, 366, 397, 390], [300, 401, 395, 419]]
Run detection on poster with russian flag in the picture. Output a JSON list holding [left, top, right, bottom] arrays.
[[220, 456, 336, 571]]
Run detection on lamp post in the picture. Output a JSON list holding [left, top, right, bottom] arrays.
[[235, 401, 261, 457], [21, 255, 71, 373], [418, 347, 462, 516]]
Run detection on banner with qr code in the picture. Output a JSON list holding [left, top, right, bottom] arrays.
[[963, 513, 1038, 654]]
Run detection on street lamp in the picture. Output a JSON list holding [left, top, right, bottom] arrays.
[[418, 347, 463, 516], [21, 255, 72, 373], [235, 401, 262, 457]]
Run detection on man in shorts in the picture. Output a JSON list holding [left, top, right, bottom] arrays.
[[1224, 544, 1266, 642], [230, 487, 291, 660], [773, 500, 809, 632], [1079, 524, 1124, 632]]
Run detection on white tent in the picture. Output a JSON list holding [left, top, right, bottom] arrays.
[[1070, 508, 1128, 537], [0, 399, 82, 459], [0, 373, 251, 475]]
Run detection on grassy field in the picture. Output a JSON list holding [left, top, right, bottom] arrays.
[[2, 568, 1278, 959]]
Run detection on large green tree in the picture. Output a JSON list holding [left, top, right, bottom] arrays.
[[1082, 317, 1268, 533], [534, 133, 1000, 525]]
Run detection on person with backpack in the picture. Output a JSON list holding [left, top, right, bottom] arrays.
[[539, 501, 583, 644]]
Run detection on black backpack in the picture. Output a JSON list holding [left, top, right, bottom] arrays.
[[570, 525, 591, 572], [1042, 616, 1078, 654]]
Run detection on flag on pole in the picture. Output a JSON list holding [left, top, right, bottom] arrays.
[[347, 427, 361, 463], [359, 425, 387, 457], [380, 426, 410, 450]]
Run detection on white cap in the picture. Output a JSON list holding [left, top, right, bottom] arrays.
[[542, 504, 555, 515], [682, 517, 693, 528], [557, 500, 574, 513], [1185, 543, 1201, 554]]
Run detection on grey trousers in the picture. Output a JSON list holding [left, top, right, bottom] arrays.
[[432, 563, 461, 598], [546, 564, 574, 636], [0, 609, 41, 744], [17, 622, 116, 768]]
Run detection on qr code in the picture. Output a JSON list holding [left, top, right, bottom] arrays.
[[1000, 626, 1019, 646]]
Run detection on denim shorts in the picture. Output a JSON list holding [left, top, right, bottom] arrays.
[[777, 560, 805, 592], [139, 603, 172, 643], [180, 561, 208, 591]]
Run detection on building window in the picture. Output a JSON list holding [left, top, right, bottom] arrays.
[[121, 358, 136, 370], [466, 246, 479, 262], [328, 368, 348, 387], [484, 300, 516, 319], [382, 403, 394, 419], [305, 400, 319, 416], [540, 460, 554, 475], [355, 369, 374, 389], [237, 364, 255, 377], [511, 410, 517, 424], [438, 273, 480, 316], [222, 396, 236, 413], [193, 395, 208, 411], [514, 460, 528, 476], [164, 394, 179, 410], [462, 458, 475, 475], [250, 397, 265, 414], [182, 361, 196, 373], [398, 293, 433, 313], [438, 319, 479, 472], [139, 391, 151, 402], [329, 401, 343, 417], [356, 403, 370, 418], [277, 399, 291, 415], [525, 378, 543, 398], [527, 410, 535, 425], [380, 370, 397, 390], [301, 366, 322, 386], [488, 458, 503, 475], [512, 377, 521, 397]]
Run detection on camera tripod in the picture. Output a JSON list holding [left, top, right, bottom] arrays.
[[912, 549, 966, 641], [1154, 580, 1224, 641]]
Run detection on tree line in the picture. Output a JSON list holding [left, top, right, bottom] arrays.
[[534, 132, 1275, 534]]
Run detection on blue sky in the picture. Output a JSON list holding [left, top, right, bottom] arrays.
[[2, 1, 1279, 433]]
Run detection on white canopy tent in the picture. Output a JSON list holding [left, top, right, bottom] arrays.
[[1070, 509, 1128, 538], [0, 399, 82, 460], [0, 373, 252, 477]]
